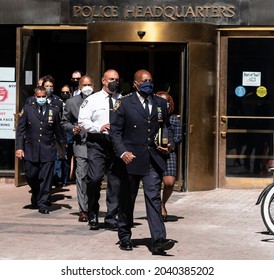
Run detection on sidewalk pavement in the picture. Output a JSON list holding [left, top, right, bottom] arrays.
[[0, 182, 274, 260]]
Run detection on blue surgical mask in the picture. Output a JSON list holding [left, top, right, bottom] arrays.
[[36, 97, 47, 106], [137, 81, 154, 98]]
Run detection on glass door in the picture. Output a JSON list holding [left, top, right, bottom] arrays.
[[15, 27, 38, 186], [102, 43, 185, 190], [219, 37, 274, 188]]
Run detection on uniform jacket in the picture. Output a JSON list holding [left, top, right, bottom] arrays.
[[110, 92, 174, 176], [16, 102, 65, 162], [60, 93, 88, 158]]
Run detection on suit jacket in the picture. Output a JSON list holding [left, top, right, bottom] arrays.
[[110, 92, 174, 176], [60, 93, 88, 158], [16, 102, 65, 162]]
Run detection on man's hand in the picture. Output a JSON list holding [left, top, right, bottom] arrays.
[[73, 125, 81, 135], [100, 123, 110, 133], [122, 151, 136, 164], [16, 149, 24, 159], [157, 143, 173, 155]]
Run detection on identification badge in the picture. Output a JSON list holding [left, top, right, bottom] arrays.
[[48, 109, 53, 123]]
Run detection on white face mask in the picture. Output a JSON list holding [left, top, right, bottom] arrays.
[[82, 86, 93, 96]]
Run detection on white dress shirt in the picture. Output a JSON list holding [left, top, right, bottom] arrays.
[[73, 89, 81, 96], [78, 89, 120, 134], [136, 92, 152, 114]]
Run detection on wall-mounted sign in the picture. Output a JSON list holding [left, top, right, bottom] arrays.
[[235, 86, 246, 97], [0, 82, 16, 139], [256, 86, 267, 98], [242, 72, 261, 87], [70, 0, 239, 24], [0, 67, 15, 82]]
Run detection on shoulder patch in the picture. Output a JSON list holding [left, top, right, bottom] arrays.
[[113, 99, 121, 112], [19, 108, 24, 117], [81, 99, 88, 108]]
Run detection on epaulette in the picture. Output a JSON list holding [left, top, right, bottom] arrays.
[[49, 103, 59, 110], [120, 92, 132, 99], [113, 93, 132, 111], [24, 101, 35, 107]]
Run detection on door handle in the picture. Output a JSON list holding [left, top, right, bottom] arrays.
[[220, 131, 226, 138], [221, 116, 227, 123], [220, 115, 227, 138], [189, 124, 194, 134]]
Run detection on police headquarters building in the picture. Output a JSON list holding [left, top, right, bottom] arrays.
[[1, 0, 274, 191]]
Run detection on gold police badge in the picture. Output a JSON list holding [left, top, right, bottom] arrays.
[[113, 99, 121, 111], [48, 110, 53, 123]]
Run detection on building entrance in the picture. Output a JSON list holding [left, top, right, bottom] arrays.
[[87, 22, 217, 191], [14, 26, 87, 185], [102, 42, 186, 190], [14, 22, 217, 191]]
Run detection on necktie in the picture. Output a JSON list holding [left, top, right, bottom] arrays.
[[109, 94, 113, 119], [144, 98, 149, 116], [39, 107, 43, 117]]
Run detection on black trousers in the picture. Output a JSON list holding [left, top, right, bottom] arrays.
[[86, 137, 120, 224], [118, 163, 167, 243], [25, 160, 54, 209]]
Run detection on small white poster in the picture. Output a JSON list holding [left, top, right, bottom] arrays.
[[0, 67, 15, 81], [0, 82, 16, 139], [242, 71, 261, 86]]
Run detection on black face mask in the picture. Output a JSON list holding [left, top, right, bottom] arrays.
[[108, 81, 119, 92], [60, 93, 70, 100], [71, 80, 79, 91]]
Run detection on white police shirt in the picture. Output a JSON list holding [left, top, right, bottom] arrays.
[[78, 89, 120, 134]]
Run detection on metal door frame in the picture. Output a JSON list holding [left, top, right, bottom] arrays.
[[15, 25, 87, 186], [218, 27, 274, 188]]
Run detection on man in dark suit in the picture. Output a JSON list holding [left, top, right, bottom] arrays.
[[110, 69, 176, 255], [61, 75, 95, 222], [15, 86, 65, 214]]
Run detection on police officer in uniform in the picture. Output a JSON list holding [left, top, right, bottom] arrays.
[[110, 69, 176, 254], [16, 86, 65, 214], [78, 69, 121, 230]]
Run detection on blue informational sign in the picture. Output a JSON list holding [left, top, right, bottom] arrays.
[[235, 86, 246, 97]]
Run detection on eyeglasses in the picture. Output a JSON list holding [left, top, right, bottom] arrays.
[[61, 91, 70, 94], [71, 78, 81, 81]]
